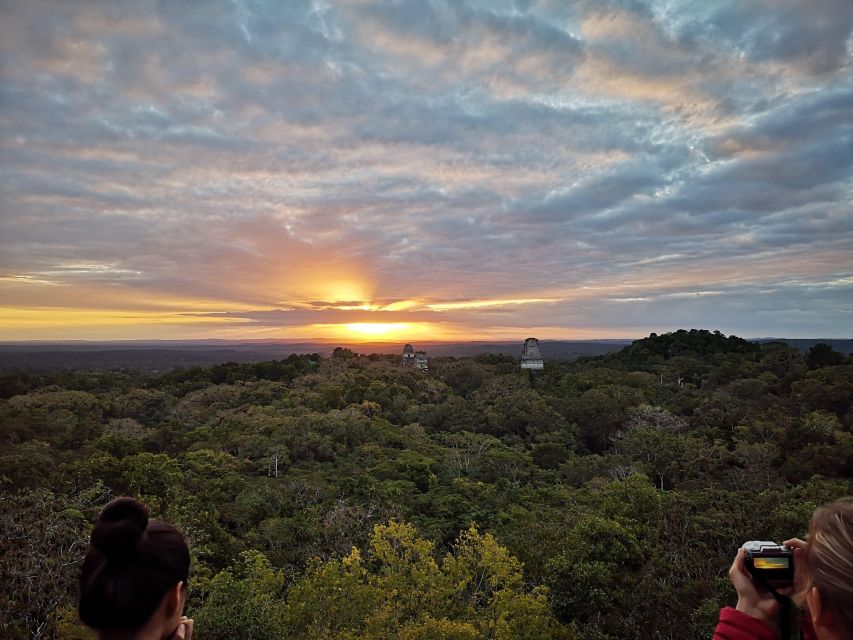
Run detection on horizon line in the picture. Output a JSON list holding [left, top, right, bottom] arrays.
[[1, 335, 850, 346]]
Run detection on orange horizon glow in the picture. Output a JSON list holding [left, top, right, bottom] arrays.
[[0, 307, 648, 342], [4, 258, 846, 341], [318, 322, 448, 341], [0, 278, 744, 342]]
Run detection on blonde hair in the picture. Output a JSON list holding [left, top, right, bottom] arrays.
[[795, 498, 853, 637]]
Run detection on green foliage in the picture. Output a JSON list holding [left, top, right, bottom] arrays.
[[0, 484, 108, 639], [547, 515, 643, 626], [332, 347, 359, 360], [275, 521, 574, 640], [571, 384, 645, 452], [622, 329, 758, 361], [806, 343, 845, 369], [194, 550, 288, 639], [1, 330, 850, 639]]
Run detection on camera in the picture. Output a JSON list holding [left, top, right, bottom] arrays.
[[742, 541, 794, 588]]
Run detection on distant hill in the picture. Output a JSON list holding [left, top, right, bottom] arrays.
[[0, 340, 630, 371], [750, 338, 853, 354], [354, 340, 633, 359], [0, 335, 848, 371], [0, 343, 312, 372]]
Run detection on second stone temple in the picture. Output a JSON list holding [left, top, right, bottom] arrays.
[[520, 337, 544, 370]]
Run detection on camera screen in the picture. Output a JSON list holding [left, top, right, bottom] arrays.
[[754, 557, 789, 569]]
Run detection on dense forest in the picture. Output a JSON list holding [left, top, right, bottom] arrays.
[[1, 329, 851, 639]]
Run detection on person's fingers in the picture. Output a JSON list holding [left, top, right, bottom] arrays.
[[173, 619, 194, 640], [729, 548, 756, 593], [784, 537, 807, 550], [729, 547, 745, 576], [729, 547, 750, 579], [168, 618, 189, 640]]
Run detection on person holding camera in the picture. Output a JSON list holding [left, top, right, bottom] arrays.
[[78, 497, 194, 640], [714, 498, 852, 640]]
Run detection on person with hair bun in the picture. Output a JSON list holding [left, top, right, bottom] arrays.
[[714, 498, 853, 640], [79, 497, 193, 639]]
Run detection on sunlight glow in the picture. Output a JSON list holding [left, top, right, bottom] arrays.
[[307, 321, 457, 342], [343, 322, 414, 337], [0, 307, 245, 328], [318, 280, 371, 304], [0, 306, 245, 340]]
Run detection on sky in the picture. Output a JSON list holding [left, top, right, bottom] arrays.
[[1, 0, 852, 342]]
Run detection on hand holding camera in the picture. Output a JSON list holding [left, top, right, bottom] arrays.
[[742, 540, 795, 588], [729, 539, 806, 627]]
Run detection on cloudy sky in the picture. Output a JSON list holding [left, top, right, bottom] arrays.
[[1, 0, 851, 341]]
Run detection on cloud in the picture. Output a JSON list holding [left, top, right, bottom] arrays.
[[677, 0, 853, 76], [0, 0, 851, 339], [352, 0, 584, 93]]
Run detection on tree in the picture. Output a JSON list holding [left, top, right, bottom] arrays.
[[0, 440, 60, 489], [483, 389, 570, 444], [806, 343, 844, 369], [117, 452, 183, 512], [0, 484, 109, 639], [792, 366, 853, 423], [279, 521, 574, 640], [614, 427, 725, 489], [440, 432, 500, 478], [571, 385, 644, 453], [546, 514, 644, 636], [194, 550, 288, 640]]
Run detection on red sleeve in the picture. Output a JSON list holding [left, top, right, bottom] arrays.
[[713, 607, 778, 640], [798, 611, 817, 640]]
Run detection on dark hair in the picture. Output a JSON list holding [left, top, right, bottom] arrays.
[[79, 497, 190, 631]]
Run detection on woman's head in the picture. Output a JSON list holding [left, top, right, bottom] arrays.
[[79, 497, 190, 635], [797, 498, 853, 639]]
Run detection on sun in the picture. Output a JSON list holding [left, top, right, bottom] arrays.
[[308, 321, 451, 342], [342, 322, 412, 338]]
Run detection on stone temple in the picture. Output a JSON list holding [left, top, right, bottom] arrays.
[[414, 350, 429, 371], [520, 337, 544, 370], [401, 343, 415, 367], [402, 344, 429, 371]]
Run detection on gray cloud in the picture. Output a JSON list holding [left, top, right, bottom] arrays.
[[1, 0, 851, 339], [686, 0, 853, 75]]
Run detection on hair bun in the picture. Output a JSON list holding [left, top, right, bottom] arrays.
[[91, 497, 148, 559]]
